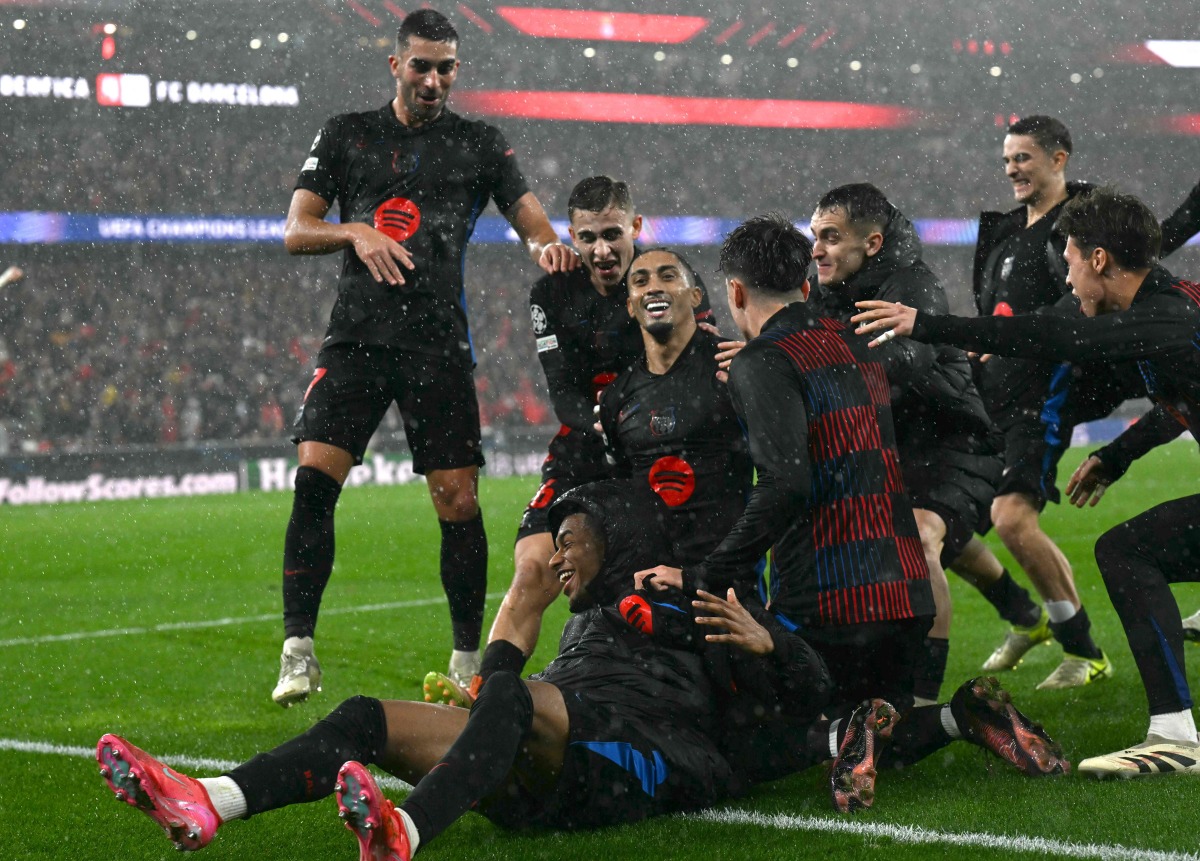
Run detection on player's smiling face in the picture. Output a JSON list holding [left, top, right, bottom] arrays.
[[390, 36, 459, 126], [550, 513, 606, 612], [810, 207, 879, 287], [1002, 134, 1063, 207], [569, 205, 643, 294], [627, 250, 701, 342]]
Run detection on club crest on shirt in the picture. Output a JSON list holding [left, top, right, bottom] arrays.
[[649, 406, 677, 436], [530, 304, 548, 334]]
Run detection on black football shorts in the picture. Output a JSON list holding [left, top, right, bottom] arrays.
[[292, 343, 483, 474]]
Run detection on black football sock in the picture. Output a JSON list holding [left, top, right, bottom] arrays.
[[229, 696, 386, 816], [401, 671, 533, 846], [912, 637, 950, 703], [282, 466, 342, 640], [439, 511, 488, 652], [480, 639, 527, 682], [880, 706, 953, 769], [1049, 606, 1103, 660], [980, 569, 1042, 628]]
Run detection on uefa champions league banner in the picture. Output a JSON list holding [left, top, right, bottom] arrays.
[[0, 212, 1019, 247]]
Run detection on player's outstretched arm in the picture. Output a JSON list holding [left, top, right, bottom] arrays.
[[284, 189, 415, 286], [503, 191, 579, 274], [850, 299, 918, 345]]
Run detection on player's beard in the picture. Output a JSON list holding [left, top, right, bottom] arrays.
[[645, 320, 674, 343]]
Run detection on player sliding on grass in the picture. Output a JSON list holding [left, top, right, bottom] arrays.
[[854, 187, 1200, 778]]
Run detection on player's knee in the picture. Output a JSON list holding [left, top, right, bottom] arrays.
[[322, 696, 388, 759], [473, 671, 534, 730], [430, 483, 480, 521], [991, 495, 1036, 542], [1093, 524, 1137, 583]]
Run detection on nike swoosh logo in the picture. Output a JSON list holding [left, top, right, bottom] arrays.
[[161, 765, 190, 788]]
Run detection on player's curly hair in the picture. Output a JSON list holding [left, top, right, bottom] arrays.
[[720, 213, 812, 296], [1057, 187, 1160, 271]]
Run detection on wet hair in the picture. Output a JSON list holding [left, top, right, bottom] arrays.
[[567, 176, 634, 218], [1007, 115, 1072, 156], [396, 9, 459, 53], [633, 246, 699, 289], [720, 213, 813, 296], [1056, 187, 1160, 271], [815, 183, 891, 236]]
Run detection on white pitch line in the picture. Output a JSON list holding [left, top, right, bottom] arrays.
[[688, 809, 1200, 861], [5, 737, 1197, 860], [0, 593, 505, 648]]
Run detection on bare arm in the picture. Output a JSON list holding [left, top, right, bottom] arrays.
[[283, 189, 415, 286], [503, 191, 579, 275]]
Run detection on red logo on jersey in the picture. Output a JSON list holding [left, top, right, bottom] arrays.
[[374, 197, 421, 242], [648, 456, 695, 507], [528, 479, 557, 510], [993, 302, 1014, 317], [303, 368, 327, 402], [591, 372, 618, 400]]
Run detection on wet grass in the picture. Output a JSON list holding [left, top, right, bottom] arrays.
[[2, 443, 1198, 860]]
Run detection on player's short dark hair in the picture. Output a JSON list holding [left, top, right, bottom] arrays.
[[568, 176, 633, 218], [396, 9, 459, 52], [1007, 115, 1072, 156], [634, 246, 698, 289], [815, 183, 892, 235], [1056, 187, 1160, 271], [720, 214, 812, 296]]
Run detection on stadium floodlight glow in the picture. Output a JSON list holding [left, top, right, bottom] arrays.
[[250, 38, 262, 50], [103, 23, 117, 35], [453, 89, 924, 129], [720, 54, 732, 65], [1144, 40, 1200, 67], [494, 8, 708, 43], [910, 63, 921, 74], [1093, 67, 1104, 78], [583, 47, 595, 58], [989, 66, 1002, 76], [1070, 72, 1082, 83], [849, 60, 862, 71], [653, 50, 665, 61], [787, 57, 798, 68], [186, 30, 197, 40], [13, 18, 26, 29], [277, 33, 289, 43]]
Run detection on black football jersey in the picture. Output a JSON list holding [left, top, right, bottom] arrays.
[[598, 329, 752, 566], [530, 257, 713, 477], [296, 105, 529, 359]]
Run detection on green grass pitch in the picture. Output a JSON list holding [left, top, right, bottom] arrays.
[[2, 443, 1198, 860]]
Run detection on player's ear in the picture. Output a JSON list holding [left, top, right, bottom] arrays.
[[800, 278, 811, 301], [1091, 246, 1109, 274], [689, 286, 702, 309], [627, 296, 637, 318], [865, 231, 884, 258], [630, 214, 643, 239]]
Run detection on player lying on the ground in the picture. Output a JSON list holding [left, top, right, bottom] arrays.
[[96, 480, 819, 857], [853, 186, 1200, 778]]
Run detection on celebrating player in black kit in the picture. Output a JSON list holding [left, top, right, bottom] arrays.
[[97, 480, 789, 858], [639, 216, 1067, 811], [273, 9, 578, 706], [809, 183, 1003, 705], [422, 179, 715, 706], [968, 117, 1200, 689], [855, 187, 1200, 778], [599, 247, 753, 567]]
